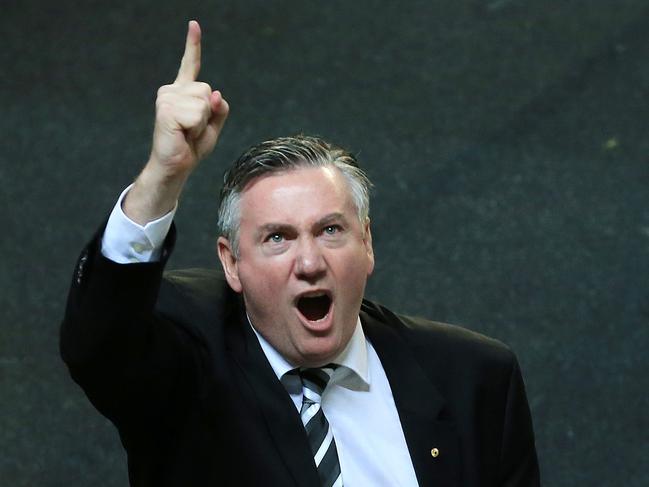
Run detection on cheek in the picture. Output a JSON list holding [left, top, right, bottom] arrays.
[[335, 255, 371, 295], [348, 247, 373, 275], [239, 263, 286, 305]]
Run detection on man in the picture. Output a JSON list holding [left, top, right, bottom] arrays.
[[61, 21, 540, 486]]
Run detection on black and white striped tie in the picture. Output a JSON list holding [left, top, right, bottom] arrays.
[[299, 366, 343, 487]]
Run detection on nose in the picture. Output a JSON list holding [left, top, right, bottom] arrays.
[[294, 237, 326, 281]]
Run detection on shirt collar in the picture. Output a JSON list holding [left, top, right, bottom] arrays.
[[249, 315, 370, 391]]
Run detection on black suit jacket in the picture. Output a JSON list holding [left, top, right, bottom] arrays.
[[61, 229, 540, 486]]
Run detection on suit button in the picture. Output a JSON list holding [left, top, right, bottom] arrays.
[[131, 242, 151, 253], [430, 447, 440, 458]]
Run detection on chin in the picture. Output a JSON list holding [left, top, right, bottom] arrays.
[[297, 339, 341, 367]]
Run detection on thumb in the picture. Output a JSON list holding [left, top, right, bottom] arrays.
[[194, 91, 229, 159], [209, 90, 230, 134]]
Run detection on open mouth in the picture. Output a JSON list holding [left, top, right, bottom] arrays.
[[297, 293, 332, 321]]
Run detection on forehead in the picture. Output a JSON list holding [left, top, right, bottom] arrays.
[[238, 166, 354, 223]]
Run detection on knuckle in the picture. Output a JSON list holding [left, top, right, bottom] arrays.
[[191, 117, 204, 129], [199, 96, 211, 109], [157, 84, 173, 96], [155, 96, 170, 109], [197, 82, 212, 96], [156, 91, 177, 108], [196, 106, 210, 125], [156, 101, 174, 118]]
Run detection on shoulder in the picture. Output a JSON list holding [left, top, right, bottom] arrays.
[[160, 268, 231, 309], [156, 267, 242, 332], [361, 299, 517, 383]]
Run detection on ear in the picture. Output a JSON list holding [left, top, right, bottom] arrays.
[[217, 236, 242, 293], [363, 218, 375, 276]]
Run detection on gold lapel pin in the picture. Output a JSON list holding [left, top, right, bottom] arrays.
[[430, 447, 440, 458]]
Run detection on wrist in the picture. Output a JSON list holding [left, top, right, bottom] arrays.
[[122, 164, 187, 225]]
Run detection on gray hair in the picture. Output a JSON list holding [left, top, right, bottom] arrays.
[[218, 134, 372, 256]]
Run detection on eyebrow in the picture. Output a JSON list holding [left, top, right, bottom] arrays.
[[314, 212, 348, 228], [255, 223, 294, 240]]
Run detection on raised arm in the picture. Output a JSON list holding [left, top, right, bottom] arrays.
[[61, 21, 229, 425], [123, 20, 229, 224]]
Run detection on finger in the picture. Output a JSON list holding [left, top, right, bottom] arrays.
[[175, 20, 202, 83], [157, 96, 211, 135], [181, 98, 212, 137]]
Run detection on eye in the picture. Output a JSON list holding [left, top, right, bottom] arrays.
[[267, 233, 284, 243], [323, 225, 341, 235]]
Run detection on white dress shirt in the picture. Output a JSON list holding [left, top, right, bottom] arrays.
[[100, 187, 420, 486]]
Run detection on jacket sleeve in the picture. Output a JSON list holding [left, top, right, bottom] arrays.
[[498, 355, 541, 486], [59, 224, 203, 428]]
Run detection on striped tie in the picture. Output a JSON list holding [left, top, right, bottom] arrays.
[[299, 366, 343, 487]]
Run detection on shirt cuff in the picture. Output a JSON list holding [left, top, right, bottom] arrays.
[[100, 184, 177, 263]]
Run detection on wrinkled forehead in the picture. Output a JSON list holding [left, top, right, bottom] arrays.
[[238, 166, 356, 219], [240, 163, 341, 188], [241, 165, 351, 197]]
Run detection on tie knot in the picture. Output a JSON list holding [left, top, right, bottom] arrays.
[[299, 365, 337, 396]]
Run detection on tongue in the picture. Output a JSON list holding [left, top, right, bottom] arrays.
[[298, 295, 331, 321]]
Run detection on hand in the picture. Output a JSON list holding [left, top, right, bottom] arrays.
[[124, 20, 229, 224], [150, 20, 229, 176]]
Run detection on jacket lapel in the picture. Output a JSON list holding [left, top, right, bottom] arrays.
[[361, 305, 461, 487], [225, 306, 320, 487]]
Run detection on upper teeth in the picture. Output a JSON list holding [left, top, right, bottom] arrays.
[[304, 291, 326, 298]]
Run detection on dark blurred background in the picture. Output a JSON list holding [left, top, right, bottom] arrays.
[[2, 1, 648, 485]]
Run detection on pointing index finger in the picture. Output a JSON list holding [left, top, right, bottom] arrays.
[[175, 20, 201, 83]]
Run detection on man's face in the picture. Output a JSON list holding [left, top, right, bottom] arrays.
[[217, 166, 374, 367]]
